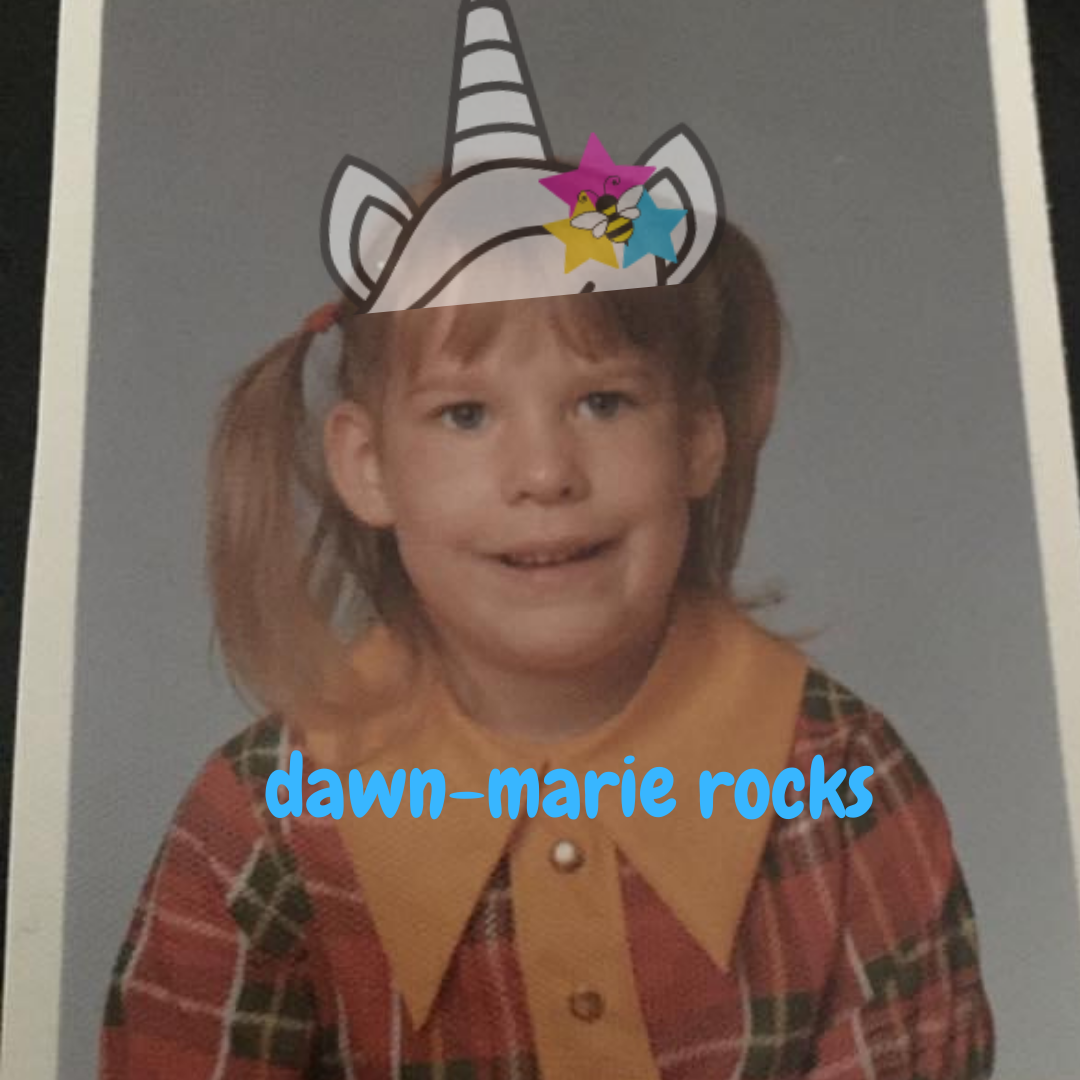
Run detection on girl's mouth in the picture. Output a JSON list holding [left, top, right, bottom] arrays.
[[496, 540, 612, 569]]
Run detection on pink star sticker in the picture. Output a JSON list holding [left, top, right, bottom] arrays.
[[540, 133, 655, 212]]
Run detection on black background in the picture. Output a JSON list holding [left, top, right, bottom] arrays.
[[1, 1, 1078, 1011]]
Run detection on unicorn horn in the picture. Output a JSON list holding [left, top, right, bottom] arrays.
[[443, 0, 554, 179]]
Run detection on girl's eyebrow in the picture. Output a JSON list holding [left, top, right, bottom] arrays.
[[599, 353, 655, 376], [403, 348, 663, 397], [587, 353, 668, 388], [404, 363, 484, 397]]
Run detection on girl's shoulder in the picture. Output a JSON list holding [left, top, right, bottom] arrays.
[[780, 666, 962, 914], [217, 711, 294, 793], [104, 717, 330, 1072], [766, 668, 993, 1062], [792, 665, 934, 795], [148, 715, 314, 956], [172, 713, 292, 825]]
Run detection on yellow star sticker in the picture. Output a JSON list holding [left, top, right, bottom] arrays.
[[543, 195, 620, 273]]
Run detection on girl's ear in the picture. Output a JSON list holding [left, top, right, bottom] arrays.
[[324, 401, 396, 528], [686, 403, 726, 499]]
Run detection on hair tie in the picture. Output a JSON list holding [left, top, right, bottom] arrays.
[[303, 301, 343, 335]]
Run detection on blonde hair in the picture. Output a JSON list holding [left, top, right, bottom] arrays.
[[207, 220, 788, 720]]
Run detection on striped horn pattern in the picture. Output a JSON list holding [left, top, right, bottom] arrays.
[[444, 0, 554, 178]]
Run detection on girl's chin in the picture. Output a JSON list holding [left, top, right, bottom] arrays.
[[480, 610, 651, 674], [420, 589, 674, 678]]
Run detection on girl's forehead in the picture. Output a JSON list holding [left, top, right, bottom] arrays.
[[389, 295, 662, 381]]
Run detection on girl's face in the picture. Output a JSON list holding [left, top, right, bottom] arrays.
[[327, 303, 725, 678]]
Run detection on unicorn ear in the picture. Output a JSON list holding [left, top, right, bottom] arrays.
[[636, 125, 726, 286], [320, 157, 418, 308]]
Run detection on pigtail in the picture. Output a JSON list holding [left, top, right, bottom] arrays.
[[711, 223, 783, 585], [206, 325, 358, 719], [678, 222, 792, 618]]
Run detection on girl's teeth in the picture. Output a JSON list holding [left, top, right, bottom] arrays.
[[503, 546, 597, 568]]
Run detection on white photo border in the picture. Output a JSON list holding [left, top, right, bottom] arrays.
[[1, 0, 104, 1074], [985, 0, 1080, 912]]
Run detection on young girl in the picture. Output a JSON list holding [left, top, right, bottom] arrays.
[[100, 219, 995, 1079]]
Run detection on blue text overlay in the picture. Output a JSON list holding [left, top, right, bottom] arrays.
[[266, 752, 874, 821]]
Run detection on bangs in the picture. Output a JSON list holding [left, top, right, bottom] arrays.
[[377, 286, 716, 389]]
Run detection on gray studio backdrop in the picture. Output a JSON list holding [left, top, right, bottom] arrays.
[[64, 0, 1078, 1076]]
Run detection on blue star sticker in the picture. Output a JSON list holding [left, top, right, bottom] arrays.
[[623, 190, 687, 267]]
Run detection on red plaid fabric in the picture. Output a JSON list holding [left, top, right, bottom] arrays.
[[100, 668, 994, 1078]]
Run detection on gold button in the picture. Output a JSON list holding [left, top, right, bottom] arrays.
[[568, 988, 604, 1022], [549, 839, 585, 873]]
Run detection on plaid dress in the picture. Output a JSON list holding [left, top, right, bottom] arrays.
[[100, 662, 994, 1079]]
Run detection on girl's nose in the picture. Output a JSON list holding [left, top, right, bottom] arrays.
[[501, 415, 589, 505]]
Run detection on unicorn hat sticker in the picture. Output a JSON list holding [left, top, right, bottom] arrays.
[[320, 0, 725, 314]]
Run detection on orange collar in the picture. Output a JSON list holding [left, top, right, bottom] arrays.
[[323, 596, 808, 1029]]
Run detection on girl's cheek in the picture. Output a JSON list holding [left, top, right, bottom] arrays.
[[404, 453, 492, 513]]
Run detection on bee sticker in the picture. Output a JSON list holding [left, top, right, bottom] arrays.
[[571, 180, 645, 244]]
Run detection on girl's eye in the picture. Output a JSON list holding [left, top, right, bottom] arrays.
[[579, 391, 632, 420], [438, 401, 487, 431]]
